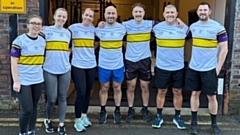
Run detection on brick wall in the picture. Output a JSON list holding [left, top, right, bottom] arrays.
[[0, 0, 39, 109], [0, 13, 11, 109], [229, 0, 240, 114]]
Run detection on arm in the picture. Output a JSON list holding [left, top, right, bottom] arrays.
[[11, 57, 21, 92], [123, 41, 127, 51], [68, 28, 73, 55], [216, 41, 228, 75], [68, 39, 72, 55], [94, 42, 99, 49], [97, 21, 106, 28], [176, 18, 185, 28]]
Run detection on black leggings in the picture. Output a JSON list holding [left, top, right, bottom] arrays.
[[17, 83, 43, 133], [71, 66, 96, 118]]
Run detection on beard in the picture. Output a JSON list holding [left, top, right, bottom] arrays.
[[198, 14, 209, 21], [106, 18, 115, 24]]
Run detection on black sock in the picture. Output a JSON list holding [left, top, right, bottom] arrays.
[[191, 111, 198, 124], [210, 113, 217, 125], [157, 108, 163, 115], [101, 106, 106, 112], [129, 106, 133, 110], [115, 106, 120, 111], [142, 106, 147, 110], [175, 110, 181, 117]]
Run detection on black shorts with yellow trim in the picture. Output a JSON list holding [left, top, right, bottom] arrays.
[[154, 67, 184, 89], [185, 68, 218, 95], [125, 57, 152, 81]]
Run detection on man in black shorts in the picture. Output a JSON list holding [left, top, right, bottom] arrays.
[[152, 4, 191, 129], [186, 2, 228, 135]]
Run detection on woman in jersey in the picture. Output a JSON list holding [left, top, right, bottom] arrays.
[[41, 8, 71, 135], [68, 8, 96, 132], [10, 14, 45, 135]]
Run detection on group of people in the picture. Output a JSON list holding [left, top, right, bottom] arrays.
[[10, 2, 228, 135]]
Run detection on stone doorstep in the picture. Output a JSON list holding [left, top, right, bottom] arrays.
[[64, 106, 209, 116]]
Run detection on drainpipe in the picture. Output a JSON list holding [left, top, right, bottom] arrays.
[[223, 0, 236, 115], [9, 14, 18, 100], [39, 0, 49, 26]]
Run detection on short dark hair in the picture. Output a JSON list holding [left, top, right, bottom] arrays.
[[132, 3, 145, 10], [198, 2, 211, 9]]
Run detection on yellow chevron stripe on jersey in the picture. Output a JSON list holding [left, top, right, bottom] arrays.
[[127, 33, 151, 42], [156, 39, 185, 48], [12, 44, 21, 49], [46, 41, 69, 51], [18, 55, 44, 65], [217, 30, 226, 35], [39, 32, 45, 39], [193, 38, 218, 48], [72, 38, 94, 48], [100, 40, 122, 49]]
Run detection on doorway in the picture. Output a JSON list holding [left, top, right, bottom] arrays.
[[40, 0, 228, 108]]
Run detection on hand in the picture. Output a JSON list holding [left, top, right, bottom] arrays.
[[13, 82, 21, 92], [176, 18, 184, 28], [216, 67, 221, 76], [98, 21, 106, 28]]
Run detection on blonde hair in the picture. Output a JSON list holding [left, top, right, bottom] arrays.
[[27, 14, 42, 23], [54, 8, 68, 16], [84, 8, 94, 14]]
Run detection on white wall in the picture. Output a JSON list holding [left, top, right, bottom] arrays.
[[159, 0, 226, 25]]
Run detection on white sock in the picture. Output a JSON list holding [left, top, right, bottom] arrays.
[[59, 123, 64, 127], [82, 114, 87, 117]]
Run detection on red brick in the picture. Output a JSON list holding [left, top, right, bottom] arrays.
[[0, 39, 8, 45], [27, 1, 37, 8], [29, 8, 39, 13], [2, 65, 10, 70], [0, 55, 6, 59], [0, 59, 10, 64], [231, 79, 239, 84], [0, 70, 10, 74]]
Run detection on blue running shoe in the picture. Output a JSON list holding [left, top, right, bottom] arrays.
[[173, 115, 186, 130], [113, 110, 122, 124], [74, 119, 86, 132], [81, 115, 92, 127], [98, 110, 108, 124], [152, 114, 164, 128]]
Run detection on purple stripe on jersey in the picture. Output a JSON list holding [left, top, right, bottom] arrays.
[[186, 31, 192, 40], [153, 21, 159, 26], [10, 47, 21, 58], [217, 32, 228, 43]]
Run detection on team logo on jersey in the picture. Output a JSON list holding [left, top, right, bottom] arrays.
[[177, 31, 184, 35], [118, 32, 124, 36], [66, 33, 70, 38], [100, 33, 106, 37], [207, 30, 215, 34], [158, 31, 163, 35], [46, 33, 53, 39], [22, 45, 27, 50], [74, 30, 78, 35]]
